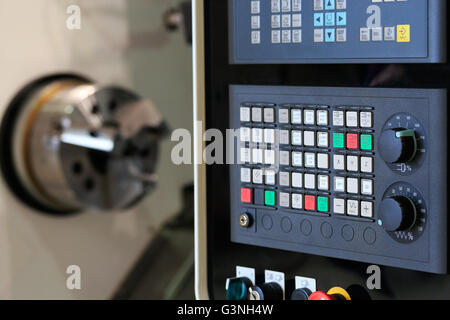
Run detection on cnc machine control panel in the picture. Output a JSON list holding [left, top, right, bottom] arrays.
[[229, 0, 446, 63], [230, 85, 447, 274]]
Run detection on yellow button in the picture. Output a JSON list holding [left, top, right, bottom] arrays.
[[397, 25, 410, 42]]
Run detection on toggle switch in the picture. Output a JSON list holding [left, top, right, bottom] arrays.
[[226, 277, 253, 300]]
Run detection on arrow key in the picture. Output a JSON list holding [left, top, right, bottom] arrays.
[[336, 12, 346, 26], [325, 28, 335, 42]]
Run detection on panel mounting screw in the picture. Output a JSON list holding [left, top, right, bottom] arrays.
[[239, 213, 251, 228]]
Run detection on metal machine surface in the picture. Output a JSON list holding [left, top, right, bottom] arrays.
[[194, 0, 450, 300], [0, 0, 192, 299]]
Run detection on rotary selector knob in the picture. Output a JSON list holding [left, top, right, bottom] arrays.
[[378, 128, 417, 164], [378, 196, 417, 232]]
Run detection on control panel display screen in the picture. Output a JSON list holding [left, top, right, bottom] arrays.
[[229, 0, 446, 63]]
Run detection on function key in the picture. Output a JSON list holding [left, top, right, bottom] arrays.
[[333, 132, 345, 148], [279, 108, 290, 124], [252, 128, 263, 143], [317, 131, 329, 148], [361, 156, 374, 173], [334, 176, 346, 192], [360, 111, 373, 128], [265, 170, 276, 185], [304, 173, 316, 190], [304, 109, 315, 125], [346, 111, 358, 128], [292, 14, 302, 28], [360, 134, 373, 151], [292, 130, 303, 146], [291, 108, 302, 124], [333, 198, 345, 214], [240, 148, 251, 164], [346, 177, 359, 194], [240, 127, 251, 142], [240, 107, 251, 122], [280, 150, 291, 166], [305, 195, 316, 211], [361, 179, 373, 196], [317, 109, 329, 126], [252, 107, 262, 122], [317, 196, 329, 213], [264, 108, 275, 123], [281, 0, 291, 12], [336, 0, 346, 10], [347, 199, 359, 216], [304, 152, 316, 168], [241, 188, 253, 204], [332, 110, 345, 126], [304, 131, 316, 147], [271, 0, 281, 13], [292, 172, 303, 188], [317, 153, 329, 169], [346, 133, 359, 150], [280, 171, 290, 187], [280, 192, 291, 208], [361, 201, 374, 218], [292, 193, 303, 209], [346, 155, 359, 172], [251, 0, 261, 14], [253, 169, 264, 184], [292, 151, 303, 167], [264, 149, 275, 165], [318, 175, 329, 191], [333, 154, 345, 170], [264, 128, 275, 144], [314, 0, 324, 11], [292, 0, 302, 12], [252, 148, 263, 164], [241, 167, 251, 183], [265, 190, 276, 206], [280, 130, 290, 145]]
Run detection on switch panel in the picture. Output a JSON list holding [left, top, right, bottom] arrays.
[[229, 0, 446, 63], [230, 85, 447, 274]]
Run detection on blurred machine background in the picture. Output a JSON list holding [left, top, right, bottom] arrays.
[[0, 0, 193, 299]]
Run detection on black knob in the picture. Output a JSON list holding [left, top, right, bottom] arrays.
[[378, 129, 417, 164], [248, 283, 283, 300], [378, 196, 417, 232], [291, 288, 312, 300]]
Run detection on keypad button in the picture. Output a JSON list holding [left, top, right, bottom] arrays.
[[361, 201, 373, 218], [317, 153, 329, 169], [264, 108, 275, 123], [292, 193, 303, 209], [304, 174, 316, 190], [265, 170, 276, 185], [336, 0, 346, 10], [292, 14, 302, 27], [346, 133, 359, 149], [240, 148, 251, 163], [292, 172, 303, 188], [314, 0, 324, 11], [282, 14, 291, 28], [253, 169, 264, 184], [252, 128, 263, 143], [282, 30, 291, 43], [241, 107, 251, 122], [292, 0, 302, 11], [280, 192, 290, 208], [264, 149, 275, 165], [292, 151, 303, 167], [333, 198, 345, 214], [347, 199, 359, 216], [280, 130, 290, 145], [305, 152, 316, 168], [325, 12, 335, 26], [279, 109, 290, 123], [325, 0, 335, 10], [346, 155, 359, 172], [317, 196, 329, 212], [292, 29, 302, 43], [314, 13, 324, 27], [280, 172, 290, 187], [280, 151, 290, 165], [336, 12, 346, 26], [347, 177, 359, 194], [304, 131, 315, 146], [241, 168, 251, 183], [317, 110, 329, 126], [281, 0, 291, 12], [240, 127, 251, 142], [241, 188, 252, 204], [271, 30, 281, 43], [251, 15, 260, 29], [361, 157, 374, 173], [318, 175, 329, 191], [360, 112, 373, 128], [305, 195, 316, 211], [252, 149, 263, 164], [317, 132, 329, 148], [271, 0, 281, 12], [291, 109, 302, 124], [334, 176, 345, 192], [252, 107, 262, 122], [292, 130, 303, 146], [333, 111, 344, 126], [333, 154, 345, 170], [265, 190, 276, 206], [333, 132, 345, 148], [272, 15, 281, 28], [336, 28, 347, 42], [346, 111, 358, 127], [251, 1, 261, 14], [360, 134, 373, 151], [361, 179, 373, 195], [264, 129, 275, 144], [304, 110, 315, 125], [314, 28, 324, 42]]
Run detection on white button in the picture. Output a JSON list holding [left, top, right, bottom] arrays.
[[361, 201, 373, 218], [314, 29, 324, 42], [241, 168, 251, 183], [317, 153, 329, 169], [281, 0, 291, 12], [333, 110, 344, 126], [314, 0, 323, 11], [251, 1, 261, 14], [280, 192, 290, 208], [252, 149, 263, 164], [280, 130, 290, 145], [282, 30, 291, 43], [264, 149, 276, 165], [240, 148, 251, 163], [264, 129, 275, 144], [361, 157, 373, 173], [291, 109, 302, 124], [272, 15, 281, 28], [333, 154, 345, 170], [347, 177, 359, 194], [360, 112, 373, 128], [252, 128, 263, 143], [291, 130, 303, 146], [282, 14, 291, 28], [372, 27, 383, 41], [272, 30, 281, 44], [292, 14, 302, 28], [292, 0, 302, 11], [240, 127, 251, 142], [317, 110, 329, 126], [264, 108, 275, 123], [305, 152, 316, 168], [317, 132, 329, 148], [347, 155, 359, 172], [292, 29, 302, 43], [280, 172, 290, 186], [292, 194, 303, 209], [336, 28, 347, 42], [347, 200, 359, 216], [318, 175, 329, 191], [334, 176, 345, 192], [292, 172, 303, 188], [265, 170, 276, 185], [251, 31, 261, 44], [292, 151, 303, 167], [384, 27, 396, 41], [304, 110, 315, 125], [346, 111, 358, 127], [251, 15, 260, 29], [360, 28, 370, 42], [336, 0, 346, 10], [333, 198, 345, 214], [280, 151, 290, 166], [252, 107, 262, 122], [361, 179, 373, 195], [304, 174, 316, 190], [271, 0, 281, 12], [240, 107, 251, 122], [253, 169, 263, 184], [304, 131, 315, 146], [279, 109, 290, 123]]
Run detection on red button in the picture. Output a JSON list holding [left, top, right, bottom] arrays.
[[305, 195, 316, 211], [346, 133, 359, 149], [241, 188, 252, 204], [308, 291, 336, 301]]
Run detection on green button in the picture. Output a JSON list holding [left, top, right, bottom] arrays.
[[361, 134, 373, 150], [317, 197, 329, 213], [265, 190, 276, 206], [333, 132, 345, 148]]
